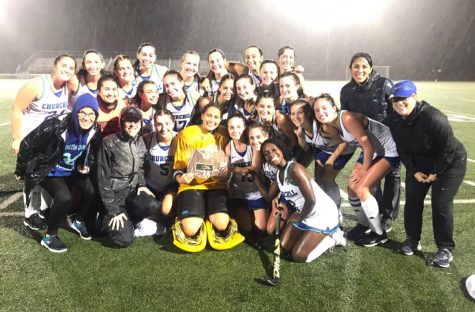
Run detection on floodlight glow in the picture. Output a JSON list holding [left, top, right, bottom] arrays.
[[277, 0, 389, 30]]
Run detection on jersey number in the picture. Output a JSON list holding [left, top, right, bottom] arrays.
[[159, 163, 170, 176]]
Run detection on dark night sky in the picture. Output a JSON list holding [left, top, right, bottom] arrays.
[[0, 0, 474, 80]]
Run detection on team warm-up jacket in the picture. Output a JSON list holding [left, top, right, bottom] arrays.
[[340, 70, 394, 125], [15, 114, 98, 205], [96, 132, 147, 217], [389, 101, 466, 177]]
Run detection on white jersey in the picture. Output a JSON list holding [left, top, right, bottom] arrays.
[[69, 77, 98, 108], [184, 75, 202, 103], [118, 81, 138, 106], [22, 75, 70, 137], [305, 120, 356, 155], [210, 79, 220, 96], [145, 134, 176, 192], [248, 69, 261, 87], [165, 93, 195, 132], [136, 64, 164, 94], [338, 110, 398, 158], [228, 141, 261, 200], [141, 110, 155, 135], [262, 162, 278, 182], [277, 161, 339, 230]]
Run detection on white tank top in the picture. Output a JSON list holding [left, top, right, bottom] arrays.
[[262, 162, 278, 182], [136, 64, 164, 94], [118, 81, 138, 106], [145, 134, 176, 192], [338, 110, 398, 158], [23, 75, 69, 137], [305, 120, 356, 155], [165, 93, 195, 132], [228, 141, 261, 200], [141, 109, 155, 135], [277, 161, 337, 218]]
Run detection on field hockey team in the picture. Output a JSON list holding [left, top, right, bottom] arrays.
[[12, 44, 466, 269]]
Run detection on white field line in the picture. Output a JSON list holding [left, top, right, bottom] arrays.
[[0, 192, 22, 210], [463, 180, 475, 187], [468, 158, 475, 164], [340, 198, 475, 208], [0, 211, 22, 217], [0, 121, 11, 127]]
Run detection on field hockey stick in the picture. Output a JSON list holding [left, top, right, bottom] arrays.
[[264, 214, 281, 286]]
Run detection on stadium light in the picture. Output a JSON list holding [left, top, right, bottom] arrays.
[[275, 0, 389, 30]]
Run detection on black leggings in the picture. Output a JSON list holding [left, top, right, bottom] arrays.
[[39, 175, 95, 235]]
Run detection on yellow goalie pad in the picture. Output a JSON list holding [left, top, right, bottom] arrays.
[[206, 219, 245, 251], [172, 220, 207, 253]]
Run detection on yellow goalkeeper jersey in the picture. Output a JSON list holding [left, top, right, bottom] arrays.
[[174, 125, 229, 193]]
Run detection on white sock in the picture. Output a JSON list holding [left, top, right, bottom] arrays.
[[23, 186, 41, 218], [40, 189, 52, 211], [361, 195, 383, 235], [349, 196, 369, 227], [305, 236, 336, 263]]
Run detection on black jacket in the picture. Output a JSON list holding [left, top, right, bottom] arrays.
[[340, 70, 394, 125], [390, 101, 466, 176], [15, 114, 99, 204], [96, 132, 147, 217]]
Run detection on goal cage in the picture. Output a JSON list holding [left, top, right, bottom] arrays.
[[344, 65, 390, 81]]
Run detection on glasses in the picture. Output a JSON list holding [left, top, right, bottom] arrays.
[[78, 111, 96, 120]]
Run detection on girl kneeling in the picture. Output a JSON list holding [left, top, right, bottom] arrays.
[[256, 138, 345, 263]]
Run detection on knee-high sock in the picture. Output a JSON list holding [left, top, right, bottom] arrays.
[[361, 195, 383, 235], [305, 236, 336, 263], [349, 196, 369, 227]]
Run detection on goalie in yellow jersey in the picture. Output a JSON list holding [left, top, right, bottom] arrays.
[[172, 103, 244, 252]]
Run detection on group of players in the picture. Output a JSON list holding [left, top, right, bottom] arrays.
[[12, 43, 466, 268]]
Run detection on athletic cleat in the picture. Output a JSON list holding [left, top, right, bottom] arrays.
[[357, 231, 388, 247], [331, 228, 347, 247], [431, 248, 453, 268], [399, 237, 421, 256], [346, 223, 370, 241], [69, 219, 92, 240], [23, 213, 47, 231], [134, 218, 158, 237], [41, 234, 67, 253]]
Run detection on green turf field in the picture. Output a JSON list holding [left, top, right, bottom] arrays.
[[0, 80, 474, 311]]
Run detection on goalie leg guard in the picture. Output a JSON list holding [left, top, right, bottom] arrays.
[[206, 218, 245, 250], [172, 219, 207, 253]]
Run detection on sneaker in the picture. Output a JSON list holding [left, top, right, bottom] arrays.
[[69, 219, 92, 240], [24, 213, 47, 231], [41, 234, 67, 253], [331, 228, 347, 247], [399, 237, 422, 256], [346, 223, 370, 241], [134, 218, 158, 237], [432, 248, 453, 268], [357, 231, 388, 247]]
